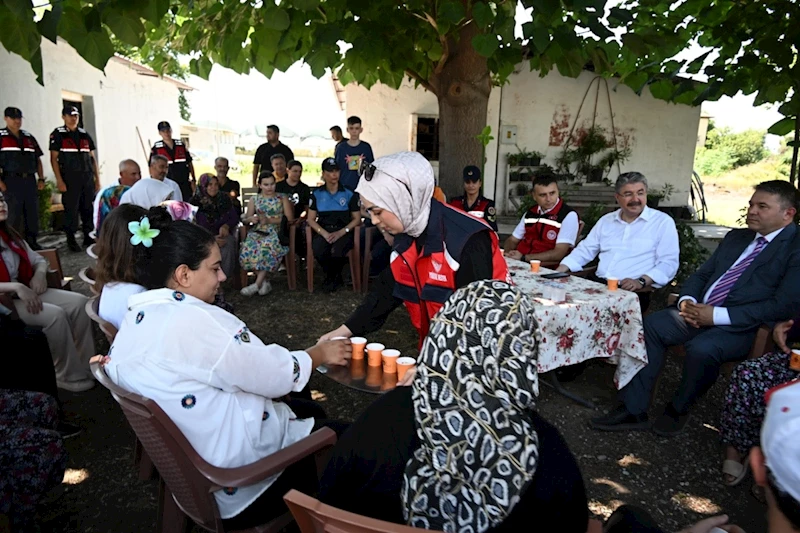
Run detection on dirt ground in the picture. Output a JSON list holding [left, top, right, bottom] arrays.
[[37, 239, 769, 533]]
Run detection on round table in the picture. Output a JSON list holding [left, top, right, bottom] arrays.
[[316, 358, 398, 394]]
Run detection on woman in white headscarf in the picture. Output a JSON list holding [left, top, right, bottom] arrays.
[[320, 151, 509, 348], [319, 281, 590, 532]]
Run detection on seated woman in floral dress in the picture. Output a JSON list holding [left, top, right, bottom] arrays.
[[239, 172, 293, 297], [720, 314, 800, 490]]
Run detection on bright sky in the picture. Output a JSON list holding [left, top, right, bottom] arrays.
[[185, 63, 345, 137]]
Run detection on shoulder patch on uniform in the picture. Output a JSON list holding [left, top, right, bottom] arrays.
[[154, 141, 163, 147], [175, 139, 183, 145], [57, 127, 67, 132], [487, 206, 496, 215]]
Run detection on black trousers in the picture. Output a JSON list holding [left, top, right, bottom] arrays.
[[0, 317, 58, 400], [312, 232, 354, 281], [620, 306, 756, 415], [220, 398, 350, 530], [3, 173, 39, 240], [62, 171, 95, 237]]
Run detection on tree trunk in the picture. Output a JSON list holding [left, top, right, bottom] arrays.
[[790, 117, 799, 187], [429, 21, 492, 200]]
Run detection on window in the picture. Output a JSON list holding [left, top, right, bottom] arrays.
[[414, 116, 439, 162]]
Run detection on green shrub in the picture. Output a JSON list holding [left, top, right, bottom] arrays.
[[581, 202, 607, 236], [674, 220, 709, 285], [37, 180, 53, 232], [705, 127, 767, 168], [695, 146, 736, 176]]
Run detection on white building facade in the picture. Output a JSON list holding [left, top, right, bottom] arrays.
[[0, 39, 190, 189], [339, 69, 701, 214]]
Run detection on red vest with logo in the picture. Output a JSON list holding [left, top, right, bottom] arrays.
[[151, 139, 191, 183], [517, 198, 577, 255], [390, 200, 509, 347]]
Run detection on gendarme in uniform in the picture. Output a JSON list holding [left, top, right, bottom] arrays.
[[49, 105, 98, 250], [150, 121, 194, 200], [0, 107, 43, 248]]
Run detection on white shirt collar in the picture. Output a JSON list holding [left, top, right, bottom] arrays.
[[538, 198, 561, 215], [758, 226, 787, 243], [614, 205, 653, 223]]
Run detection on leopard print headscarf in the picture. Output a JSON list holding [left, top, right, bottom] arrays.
[[402, 280, 540, 533]]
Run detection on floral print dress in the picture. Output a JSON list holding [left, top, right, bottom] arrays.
[[239, 194, 288, 272]]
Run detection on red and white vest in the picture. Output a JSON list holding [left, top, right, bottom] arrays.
[[517, 198, 577, 255], [390, 200, 509, 347]]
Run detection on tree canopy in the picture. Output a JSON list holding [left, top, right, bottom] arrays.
[[3, 0, 798, 187]]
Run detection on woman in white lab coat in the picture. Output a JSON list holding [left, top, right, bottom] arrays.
[[101, 215, 351, 528]]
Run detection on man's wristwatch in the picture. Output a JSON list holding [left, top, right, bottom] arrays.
[[637, 277, 647, 288], [345, 227, 350, 233]]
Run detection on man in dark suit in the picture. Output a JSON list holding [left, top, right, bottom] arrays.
[[592, 180, 800, 436]]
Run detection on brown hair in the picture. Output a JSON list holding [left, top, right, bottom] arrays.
[[94, 204, 148, 293]]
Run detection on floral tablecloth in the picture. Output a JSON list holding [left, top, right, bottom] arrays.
[[506, 260, 647, 389]]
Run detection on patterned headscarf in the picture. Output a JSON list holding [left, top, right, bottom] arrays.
[[402, 280, 540, 533], [189, 173, 233, 225], [96, 184, 130, 234], [355, 151, 434, 238]]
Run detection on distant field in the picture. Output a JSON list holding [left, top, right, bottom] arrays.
[[193, 155, 325, 188], [703, 184, 748, 228]]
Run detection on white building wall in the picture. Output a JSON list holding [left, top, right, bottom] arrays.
[[180, 125, 237, 162], [0, 39, 181, 188], [344, 69, 700, 213]]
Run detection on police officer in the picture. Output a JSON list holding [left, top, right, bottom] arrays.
[[49, 105, 100, 252], [448, 165, 498, 232], [150, 121, 195, 200], [0, 107, 44, 249]]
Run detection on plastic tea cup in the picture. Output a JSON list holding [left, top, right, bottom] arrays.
[[350, 358, 366, 380], [367, 343, 385, 367], [382, 349, 400, 373], [397, 357, 416, 381], [366, 364, 382, 387], [791, 349, 800, 371], [350, 337, 367, 360], [530, 260, 541, 273], [607, 277, 618, 291]]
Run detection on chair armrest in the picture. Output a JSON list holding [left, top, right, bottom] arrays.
[[573, 265, 597, 279], [194, 427, 338, 489], [750, 324, 774, 359], [46, 269, 61, 289]]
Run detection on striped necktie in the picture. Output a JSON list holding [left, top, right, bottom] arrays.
[[706, 237, 768, 306]]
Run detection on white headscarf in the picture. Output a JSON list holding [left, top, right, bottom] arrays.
[[355, 151, 435, 238]]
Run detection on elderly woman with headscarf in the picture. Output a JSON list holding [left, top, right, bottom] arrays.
[[320, 151, 509, 347], [318, 280, 590, 532], [189, 173, 239, 278]]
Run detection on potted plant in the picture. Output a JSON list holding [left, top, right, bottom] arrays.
[[515, 182, 530, 197], [647, 183, 675, 208], [509, 170, 522, 182], [507, 152, 521, 166], [527, 150, 544, 167]]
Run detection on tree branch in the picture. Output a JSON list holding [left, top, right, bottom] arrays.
[[405, 68, 437, 95], [418, 12, 449, 75]]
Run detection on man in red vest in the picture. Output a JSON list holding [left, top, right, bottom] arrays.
[[504, 174, 580, 264]]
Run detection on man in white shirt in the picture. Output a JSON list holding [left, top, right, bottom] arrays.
[[119, 154, 178, 208], [592, 180, 800, 436], [92, 159, 141, 232], [556, 172, 679, 312], [504, 175, 580, 264]]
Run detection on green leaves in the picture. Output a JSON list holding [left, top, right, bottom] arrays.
[[262, 6, 291, 31], [648, 80, 674, 101], [104, 10, 146, 47], [0, 0, 43, 82], [472, 2, 494, 29], [471, 33, 498, 58], [438, 1, 465, 26], [768, 117, 796, 136]]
